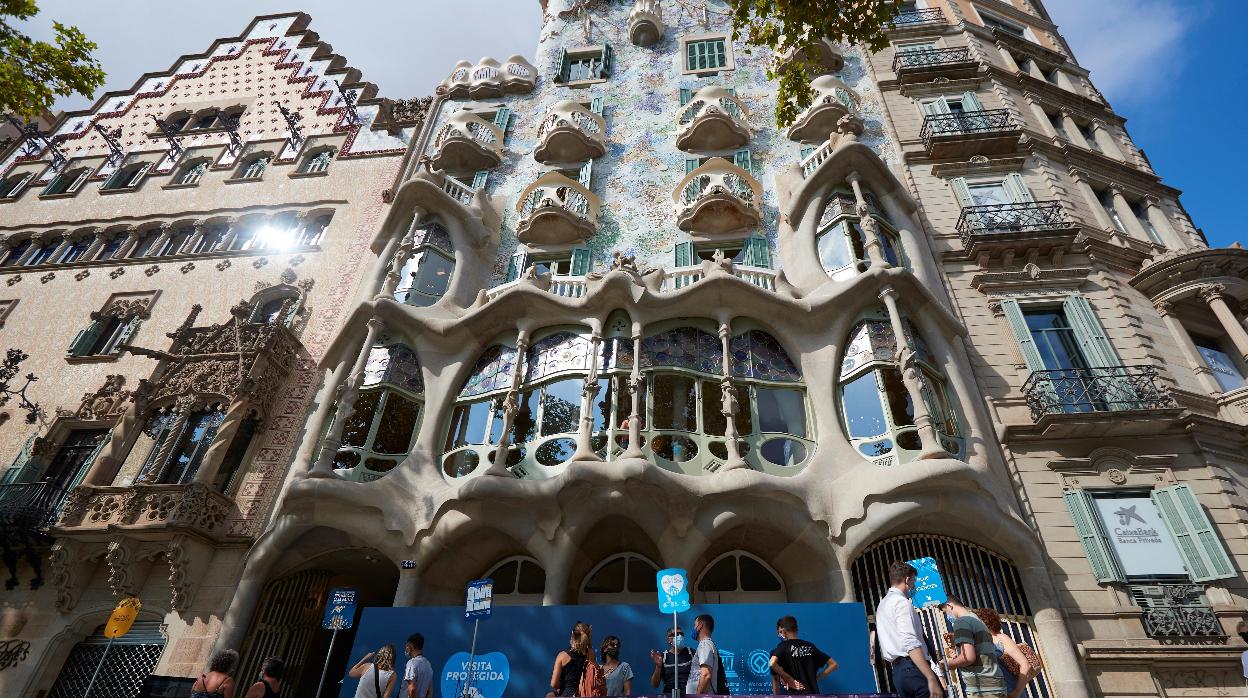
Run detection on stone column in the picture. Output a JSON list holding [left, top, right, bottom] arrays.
[[393, 563, 420, 607], [116, 228, 144, 258], [1017, 566, 1093, 698], [1021, 92, 1057, 138], [1059, 110, 1090, 149], [81, 228, 107, 260], [484, 331, 530, 477], [191, 398, 253, 487], [47, 232, 74, 263], [1155, 301, 1223, 394], [1199, 285, 1248, 363], [621, 326, 646, 460], [879, 287, 947, 459], [847, 172, 887, 268], [1109, 188, 1151, 243], [1090, 120, 1126, 160], [995, 42, 1020, 72], [1143, 197, 1183, 249], [82, 399, 145, 486], [139, 398, 196, 484], [149, 225, 174, 257], [1069, 172, 1116, 231], [378, 226, 415, 299], [182, 222, 209, 255], [573, 331, 605, 462], [715, 320, 747, 471], [14, 237, 42, 265], [216, 218, 242, 252], [0, 241, 10, 265], [309, 318, 385, 477]]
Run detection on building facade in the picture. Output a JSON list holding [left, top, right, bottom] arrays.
[[1, 1, 1245, 697]]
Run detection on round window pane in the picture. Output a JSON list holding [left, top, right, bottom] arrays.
[[708, 441, 728, 460], [652, 435, 698, 462], [896, 430, 921, 451], [491, 560, 520, 594], [760, 438, 807, 467], [858, 439, 893, 457], [363, 457, 398, 473], [536, 438, 576, 466], [487, 444, 526, 466], [443, 450, 480, 477], [615, 434, 645, 449]]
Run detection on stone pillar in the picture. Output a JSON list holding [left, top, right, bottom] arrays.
[[81, 228, 107, 260], [995, 42, 1020, 72], [573, 332, 605, 462], [1199, 285, 1248, 363], [309, 318, 385, 477], [716, 320, 747, 470], [1155, 301, 1223, 394], [1090, 120, 1126, 160], [485, 331, 530, 477], [216, 218, 242, 252], [1110, 188, 1151, 243], [182, 222, 209, 255], [1069, 172, 1116, 232], [1143, 197, 1183, 249], [1021, 92, 1056, 138], [1017, 566, 1094, 698], [14, 237, 41, 265], [83, 399, 145, 486], [0, 241, 10, 265], [621, 327, 645, 461], [192, 398, 252, 487], [116, 228, 144, 258], [1060, 110, 1090, 149], [879, 287, 947, 459], [139, 399, 196, 484], [393, 564, 420, 607], [148, 225, 174, 257], [47, 232, 74, 263], [378, 226, 415, 299], [847, 172, 887, 268]]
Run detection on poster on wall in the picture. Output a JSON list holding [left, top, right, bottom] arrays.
[[1092, 496, 1186, 577], [336, 602, 876, 698]]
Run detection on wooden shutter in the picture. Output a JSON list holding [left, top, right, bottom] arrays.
[[1062, 295, 1120, 369], [101, 168, 125, 190], [1151, 484, 1237, 582], [685, 157, 702, 174], [492, 107, 511, 136], [570, 247, 592, 276], [999, 299, 1047, 371], [555, 48, 569, 83], [1063, 489, 1126, 584], [674, 241, 694, 268], [599, 44, 614, 78], [949, 177, 975, 207], [733, 149, 753, 174], [68, 320, 105, 357], [921, 97, 950, 116], [471, 170, 489, 189], [590, 96, 604, 115], [111, 317, 140, 355], [0, 435, 39, 484], [961, 91, 984, 112], [65, 433, 112, 494], [680, 88, 693, 106], [66, 169, 90, 193], [505, 250, 528, 282], [686, 41, 699, 71], [131, 162, 152, 186], [742, 234, 770, 269], [1003, 173, 1034, 203], [578, 160, 593, 189]]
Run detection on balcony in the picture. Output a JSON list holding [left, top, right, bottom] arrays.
[[1131, 584, 1225, 640], [55, 482, 236, 543], [429, 111, 504, 173], [786, 76, 857, 144], [661, 264, 777, 292], [674, 157, 762, 234], [890, 8, 945, 28], [920, 110, 1020, 158], [534, 100, 607, 164], [439, 56, 537, 98], [892, 47, 978, 83], [0, 482, 63, 589], [515, 172, 601, 245], [776, 38, 844, 77], [628, 0, 664, 46], [955, 200, 1076, 256], [1022, 365, 1176, 421], [676, 87, 751, 152]]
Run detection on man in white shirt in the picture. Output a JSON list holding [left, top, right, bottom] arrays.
[[685, 613, 720, 695], [875, 561, 944, 698], [404, 633, 433, 698]]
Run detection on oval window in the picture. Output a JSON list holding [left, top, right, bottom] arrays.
[[760, 438, 807, 467], [707, 441, 749, 460], [333, 450, 361, 470], [443, 450, 480, 477], [536, 438, 576, 466], [615, 434, 645, 449], [652, 435, 698, 462], [858, 439, 893, 457], [896, 430, 921, 451], [363, 458, 398, 473], [487, 444, 526, 466]]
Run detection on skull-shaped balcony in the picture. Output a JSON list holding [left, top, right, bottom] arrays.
[[516, 172, 601, 245], [775, 38, 845, 77], [786, 76, 858, 144], [534, 101, 607, 164], [676, 87, 751, 152], [429, 111, 504, 173], [673, 158, 762, 234], [439, 56, 537, 99], [628, 0, 664, 46]]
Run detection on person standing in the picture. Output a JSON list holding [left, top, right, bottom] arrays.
[[941, 597, 1006, 698], [600, 635, 634, 696], [349, 645, 396, 698], [685, 614, 719, 695], [548, 621, 592, 697], [972, 608, 1035, 698], [190, 649, 239, 698], [243, 657, 284, 698], [650, 625, 693, 695], [404, 633, 434, 698], [1238, 619, 1248, 688], [769, 615, 838, 694], [875, 561, 943, 698]]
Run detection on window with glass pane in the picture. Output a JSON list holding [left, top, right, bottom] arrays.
[[686, 38, 728, 71], [298, 215, 331, 246], [42, 429, 108, 497], [1, 240, 30, 266], [331, 343, 424, 481], [968, 182, 1011, 206], [96, 237, 123, 261], [1023, 309, 1088, 370], [1194, 335, 1246, 392], [241, 156, 269, 179], [58, 239, 91, 264], [178, 161, 208, 185], [26, 243, 54, 266], [568, 53, 601, 82]]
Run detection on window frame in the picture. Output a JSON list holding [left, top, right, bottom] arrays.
[[682, 34, 733, 74], [554, 44, 614, 86]]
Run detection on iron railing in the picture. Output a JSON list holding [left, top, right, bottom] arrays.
[[1131, 584, 1225, 640], [956, 201, 1071, 246], [891, 8, 945, 26], [1023, 365, 1176, 420], [921, 109, 1015, 146], [892, 46, 972, 73], [0, 482, 63, 533]]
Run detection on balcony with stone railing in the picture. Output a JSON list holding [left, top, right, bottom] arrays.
[[628, 0, 664, 45], [786, 76, 858, 144], [892, 47, 978, 83], [515, 172, 601, 245], [429, 111, 504, 173], [439, 56, 537, 98], [920, 109, 1021, 158], [534, 100, 607, 164], [676, 87, 751, 152], [483, 259, 778, 304], [1022, 365, 1177, 422], [55, 482, 236, 543], [674, 157, 762, 234], [955, 200, 1078, 257]]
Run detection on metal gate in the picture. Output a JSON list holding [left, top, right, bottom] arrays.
[[237, 568, 332, 698], [48, 621, 165, 698], [850, 534, 1054, 698]]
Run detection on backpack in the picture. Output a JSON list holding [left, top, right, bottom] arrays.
[[578, 656, 606, 697], [714, 647, 729, 695]]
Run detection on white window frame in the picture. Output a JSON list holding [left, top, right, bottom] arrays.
[[681, 33, 735, 75]]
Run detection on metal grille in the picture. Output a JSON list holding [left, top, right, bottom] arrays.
[[955, 201, 1072, 247], [237, 569, 332, 698], [891, 8, 945, 25], [1130, 584, 1225, 639], [921, 110, 1015, 142], [48, 622, 165, 698], [850, 534, 1054, 698], [893, 47, 972, 72], [1023, 366, 1175, 420]]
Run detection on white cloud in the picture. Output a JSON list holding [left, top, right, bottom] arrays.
[[1042, 0, 1199, 103]]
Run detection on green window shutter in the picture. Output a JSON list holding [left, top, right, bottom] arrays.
[[1151, 484, 1237, 582], [950, 177, 975, 207], [1003, 173, 1034, 203], [101, 168, 125, 190], [570, 247, 592, 276], [713, 39, 727, 68], [66, 432, 111, 493], [111, 317, 140, 355], [68, 319, 105, 356], [471, 170, 489, 189], [921, 97, 949, 116], [724, 87, 736, 96], [492, 107, 511, 135], [0, 435, 39, 484], [66, 169, 90, 193], [1063, 489, 1127, 584], [687, 41, 699, 71], [674, 241, 694, 268], [132, 162, 152, 185], [800, 145, 815, 160], [555, 48, 569, 83], [1000, 299, 1047, 371], [680, 88, 692, 106], [578, 160, 593, 189], [505, 251, 528, 282], [733, 148, 753, 174], [1062, 295, 1120, 368], [742, 234, 771, 269], [961, 91, 984, 112], [600, 44, 614, 78], [590, 96, 604, 115], [685, 157, 702, 174]]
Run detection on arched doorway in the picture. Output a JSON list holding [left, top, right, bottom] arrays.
[[850, 534, 1054, 698], [47, 620, 165, 698], [694, 551, 786, 603]]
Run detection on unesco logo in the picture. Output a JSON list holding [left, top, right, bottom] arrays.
[[747, 650, 771, 676]]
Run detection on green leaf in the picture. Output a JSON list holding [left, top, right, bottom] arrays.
[[0, 1, 106, 120]]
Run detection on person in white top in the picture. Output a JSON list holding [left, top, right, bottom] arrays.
[[875, 561, 943, 698], [349, 644, 398, 698], [1238, 619, 1248, 687]]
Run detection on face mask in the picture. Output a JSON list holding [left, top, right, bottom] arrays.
[[671, 634, 686, 649], [945, 613, 956, 624], [604, 648, 619, 659], [778, 632, 785, 640]]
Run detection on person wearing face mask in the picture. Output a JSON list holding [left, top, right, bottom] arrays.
[[940, 597, 1005, 698], [769, 615, 838, 694], [875, 561, 943, 698], [600, 635, 633, 696], [684, 614, 719, 695], [650, 626, 693, 695]]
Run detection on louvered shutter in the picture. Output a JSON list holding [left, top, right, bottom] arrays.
[[492, 107, 511, 136], [0, 435, 39, 484], [961, 91, 984, 112], [1003, 173, 1035, 203], [1063, 489, 1127, 584], [555, 48, 569, 83], [5, 172, 34, 197], [733, 149, 753, 174], [471, 170, 489, 189], [950, 177, 975, 207], [685, 158, 702, 174], [64, 433, 111, 495], [1062, 296, 1120, 369], [111, 317, 140, 355], [680, 88, 693, 106], [674, 241, 694, 268], [100, 168, 125, 190], [999, 299, 1046, 371], [570, 247, 592, 276], [921, 97, 950, 115], [66, 169, 90, 193], [1151, 484, 1237, 582], [130, 162, 152, 186], [742, 234, 771, 269], [724, 87, 736, 97], [590, 96, 604, 115], [68, 320, 105, 356], [578, 160, 593, 189], [505, 250, 528, 283], [599, 44, 614, 78]]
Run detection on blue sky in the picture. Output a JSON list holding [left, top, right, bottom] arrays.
[[23, 0, 1242, 246]]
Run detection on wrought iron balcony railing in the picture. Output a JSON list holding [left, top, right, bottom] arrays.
[[920, 109, 1015, 143], [0, 482, 63, 535], [891, 9, 945, 26], [1023, 365, 1176, 421], [892, 46, 972, 73], [955, 201, 1071, 246], [1131, 584, 1225, 640]]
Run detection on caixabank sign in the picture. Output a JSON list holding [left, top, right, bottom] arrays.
[[337, 602, 875, 698]]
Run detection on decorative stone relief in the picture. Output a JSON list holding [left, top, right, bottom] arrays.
[[216, 260, 231, 271], [180, 262, 195, 274], [74, 269, 90, 281], [0, 640, 30, 671], [5, 276, 19, 286], [56, 374, 132, 421], [109, 267, 125, 279], [38, 272, 54, 283]]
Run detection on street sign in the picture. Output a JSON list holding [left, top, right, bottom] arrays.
[[906, 557, 948, 609], [104, 596, 141, 638], [465, 578, 494, 619], [656, 568, 690, 614], [322, 587, 358, 630]]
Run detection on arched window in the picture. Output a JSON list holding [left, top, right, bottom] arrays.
[[42, 167, 90, 196], [484, 556, 546, 606], [696, 551, 786, 603], [189, 110, 219, 130], [839, 313, 962, 466], [239, 155, 270, 180], [331, 342, 424, 482], [297, 214, 331, 246], [395, 221, 455, 307], [580, 553, 660, 604], [176, 159, 209, 185], [26, 239, 56, 265], [166, 111, 192, 132], [300, 148, 335, 174], [815, 189, 905, 280], [251, 294, 297, 325], [57, 236, 93, 264], [191, 224, 227, 253], [135, 407, 227, 484], [0, 239, 31, 266]]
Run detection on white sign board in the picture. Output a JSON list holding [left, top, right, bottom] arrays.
[[1093, 496, 1186, 577]]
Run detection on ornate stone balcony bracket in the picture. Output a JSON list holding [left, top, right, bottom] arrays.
[[676, 87, 751, 152], [628, 0, 664, 46], [786, 76, 858, 144], [55, 482, 239, 544], [429, 111, 505, 173], [534, 100, 607, 164]]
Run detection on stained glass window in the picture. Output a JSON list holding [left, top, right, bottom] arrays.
[[729, 330, 801, 382], [641, 327, 721, 374], [460, 344, 517, 398], [525, 332, 593, 382], [841, 320, 896, 376], [902, 319, 936, 366], [415, 222, 454, 253], [363, 343, 424, 394]]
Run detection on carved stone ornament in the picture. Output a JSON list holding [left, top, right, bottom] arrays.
[[280, 267, 297, 284], [252, 257, 269, 269], [105, 540, 133, 597], [4, 276, 18, 286], [96, 296, 152, 320], [68, 374, 132, 421], [144, 265, 160, 277], [0, 639, 31, 671], [216, 259, 231, 271], [39, 272, 54, 284], [109, 267, 125, 279], [289, 255, 305, 267], [1106, 468, 1127, 484], [180, 262, 195, 274], [74, 269, 90, 281]]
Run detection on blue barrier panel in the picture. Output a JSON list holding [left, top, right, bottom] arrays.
[[336, 602, 875, 698]]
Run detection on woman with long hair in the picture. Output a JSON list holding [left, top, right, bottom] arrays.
[[349, 644, 398, 698], [600, 635, 633, 696], [548, 621, 593, 697], [191, 649, 239, 698], [972, 608, 1037, 698]]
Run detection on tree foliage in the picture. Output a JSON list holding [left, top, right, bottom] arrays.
[[0, 0, 105, 120], [726, 0, 899, 128]]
